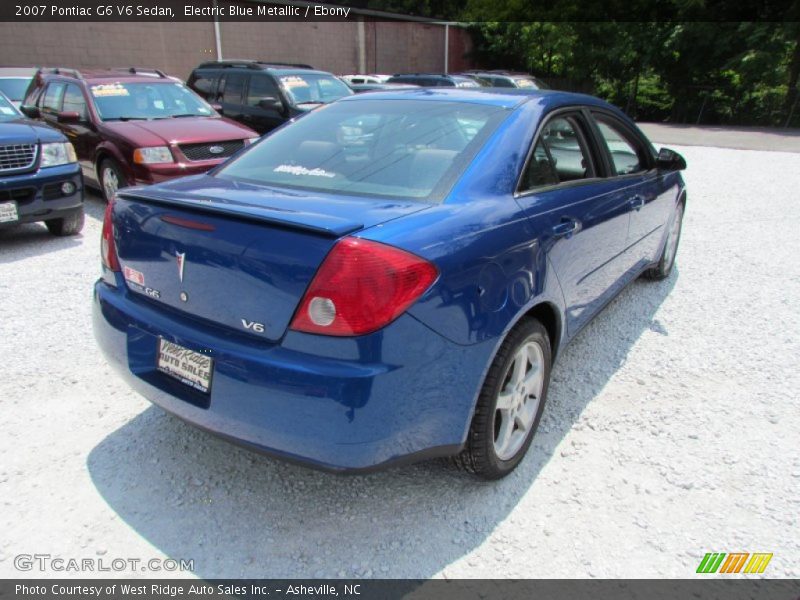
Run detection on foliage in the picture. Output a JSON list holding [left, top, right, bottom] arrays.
[[459, 13, 800, 126]]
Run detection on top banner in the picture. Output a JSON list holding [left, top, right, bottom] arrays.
[[1, 0, 798, 22], [4, 1, 360, 22]]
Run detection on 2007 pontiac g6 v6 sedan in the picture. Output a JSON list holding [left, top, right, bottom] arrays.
[[93, 88, 686, 479]]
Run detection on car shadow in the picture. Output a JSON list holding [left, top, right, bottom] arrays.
[[0, 192, 105, 264], [86, 269, 677, 579]]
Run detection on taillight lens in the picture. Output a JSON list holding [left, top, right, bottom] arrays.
[[101, 197, 120, 272], [290, 237, 438, 336]]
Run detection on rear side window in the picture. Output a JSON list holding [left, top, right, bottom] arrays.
[[593, 115, 649, 175], [221, 73, 246, 104], [41, 82, 65, 113], [190, 71, 218, 101], [217, 99, 509, 202], [62, 84, 87, 119], [520, 115, 596, 191]]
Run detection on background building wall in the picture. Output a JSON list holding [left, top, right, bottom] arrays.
[[0, 19, 473, 80]]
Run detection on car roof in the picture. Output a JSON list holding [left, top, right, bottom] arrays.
[[337, 87, 614, 111], [0, 67, 37, 77]]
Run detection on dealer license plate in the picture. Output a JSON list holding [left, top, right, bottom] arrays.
[[0, 201, 18, 223], [156, 338, 213, 393]]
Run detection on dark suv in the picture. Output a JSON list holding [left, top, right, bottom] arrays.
[[385, 73, 482, 88], [21, 67, 258, 201], [0, 91, 84, 235], [187, 60, 353, 134]]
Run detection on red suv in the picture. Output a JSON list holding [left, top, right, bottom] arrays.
[[21, 68, 259, 201]]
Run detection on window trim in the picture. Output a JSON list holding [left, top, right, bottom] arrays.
[[588, 108, 656, 179], [515, 105, 606, 198]]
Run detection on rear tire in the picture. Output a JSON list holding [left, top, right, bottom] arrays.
[[45, 207, 84, 236], [454, 317, 551, 480], [643, 201, 684, 281], [99, 158, 126, 202]]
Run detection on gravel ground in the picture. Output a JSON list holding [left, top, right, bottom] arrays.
[[1, 143, 798, 579]]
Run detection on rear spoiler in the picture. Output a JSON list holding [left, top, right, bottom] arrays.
[[116, 189, 363, 238]]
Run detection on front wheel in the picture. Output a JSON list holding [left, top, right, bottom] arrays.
[[643, 201, 684, 280], [99, 158, 127, 203], [45, 207, 84, 236], [454, 317, 552, 479]]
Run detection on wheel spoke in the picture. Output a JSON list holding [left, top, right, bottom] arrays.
[[495, 412, 515, 456], [511, 352, 527, 385], [496, 389, 514, 411]]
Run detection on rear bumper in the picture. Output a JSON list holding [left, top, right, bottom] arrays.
[[92, 277, 495, 472], [0, 162, 83, 227], [133, 159, 227, 185]]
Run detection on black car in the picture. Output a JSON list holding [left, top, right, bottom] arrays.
[[385, 73, 482, 88], [187, 60, 353, 134], [0, 91, 84, 236]]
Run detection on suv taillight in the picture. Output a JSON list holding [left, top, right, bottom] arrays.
[[289, 237, 438, 336], [101, 198, 120, 272]]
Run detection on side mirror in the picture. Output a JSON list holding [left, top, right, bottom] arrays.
[[257, 97, 284, 113], [57, 111, 81, 123], [656, 147, 687, 171], [20, 105, 40, 119], [210, 103, 223, 115]]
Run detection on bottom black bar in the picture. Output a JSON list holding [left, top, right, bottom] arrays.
[[2, 579, 800, 600]]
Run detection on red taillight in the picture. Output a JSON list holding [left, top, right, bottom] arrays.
[[101, 197, 120, 272], [290, 237, 438, 336]]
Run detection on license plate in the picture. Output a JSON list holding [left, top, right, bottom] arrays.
[[0, 201, 18, 224], [156, 338, 213, 393]]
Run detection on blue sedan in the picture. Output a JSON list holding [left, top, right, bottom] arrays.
[[93, 88, 686, 479]]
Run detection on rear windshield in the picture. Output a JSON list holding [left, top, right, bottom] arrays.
[[216, 99, 509, 202], [89, 81, 215, 121]]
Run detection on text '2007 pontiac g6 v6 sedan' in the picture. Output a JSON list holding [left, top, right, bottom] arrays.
[[93, 88, 686, 479]]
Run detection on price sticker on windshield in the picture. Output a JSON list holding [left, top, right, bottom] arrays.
[[91, 84, 130, 97]]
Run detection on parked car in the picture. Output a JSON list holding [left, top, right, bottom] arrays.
[[386, 73, 483, 88], [0, 91, 84, 235], [341, 74, 392, 85], [0, 67, 37, 109], [465, 70, 549, 89], [93, 88, 686, 479], [21, 67, 258, 201], [349, 82, 418, 93], [187, 60, 353, 135]]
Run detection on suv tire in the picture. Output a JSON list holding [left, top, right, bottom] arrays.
[[45, 207, 85, 236]]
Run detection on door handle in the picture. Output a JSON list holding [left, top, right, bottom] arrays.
[[552, 218, 580, 239], [629, 195, 645, 211]]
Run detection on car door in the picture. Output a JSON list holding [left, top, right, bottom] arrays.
[[515, 109, 632, 335], [58, 83, 100, 180], [588, 111, 673, 271], [239, 73, 285, 134], [217, 71, 247, 125]]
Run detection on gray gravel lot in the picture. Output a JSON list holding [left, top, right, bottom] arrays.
[[0, 142, 798, 579]]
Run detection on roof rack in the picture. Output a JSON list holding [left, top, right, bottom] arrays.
[[36, 67, 83, 79], [111, 67, 168, 78], [197, 60, 314, 70]]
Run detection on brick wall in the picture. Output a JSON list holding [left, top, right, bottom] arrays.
[[0, 19, 473, 81]]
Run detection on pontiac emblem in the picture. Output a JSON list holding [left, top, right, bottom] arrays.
[[176, 251, 186, 282]]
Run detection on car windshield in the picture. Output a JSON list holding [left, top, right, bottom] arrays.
[[277, 73, 353, 106], [216, 99, 509, 202], [0, 78, 32, 102], [0, 93, 21, 121], [89, 81, 215, 121]]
